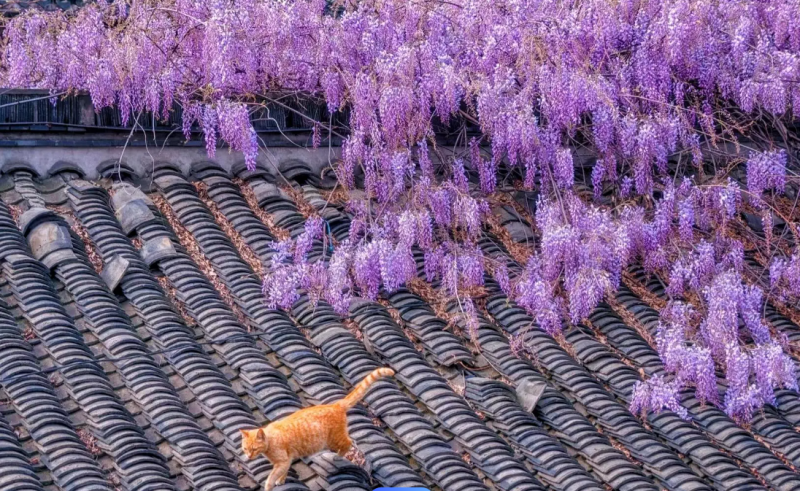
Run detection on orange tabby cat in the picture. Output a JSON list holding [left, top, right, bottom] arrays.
[[241, 367, 395, 490]]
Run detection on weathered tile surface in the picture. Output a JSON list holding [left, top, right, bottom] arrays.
[[0, 159, 798, 491]]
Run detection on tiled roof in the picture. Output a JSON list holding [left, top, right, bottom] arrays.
[[0, 158, 799, 491], [0, 0, 86, 15], [0, 91, 337, 138]]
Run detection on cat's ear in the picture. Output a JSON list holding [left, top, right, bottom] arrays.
[[240, 429, 250, 438], [256, 428, 266, 442]]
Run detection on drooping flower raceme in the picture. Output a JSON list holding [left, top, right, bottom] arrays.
[[770, 252, 800, 302], [536, 194, 630, 323], [514, 257, 564, 336], [654, 303, 718, 407], [5, 0, 799, 185], [262, 239, 300, 309], [10, 0, 800, 426], [640, 271, 798, 423], [630, 375, 688, 420], [746, 149, 787, 198]]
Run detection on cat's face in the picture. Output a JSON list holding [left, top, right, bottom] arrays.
[[240, 428, 267, 459]]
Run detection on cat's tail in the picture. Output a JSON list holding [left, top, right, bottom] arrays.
[[337, 367, 395, 409]]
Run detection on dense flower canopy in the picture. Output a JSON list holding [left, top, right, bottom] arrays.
[[3, 0, 800, 423]]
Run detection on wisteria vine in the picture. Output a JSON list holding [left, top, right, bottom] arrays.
[[3, 0, 800, 423]]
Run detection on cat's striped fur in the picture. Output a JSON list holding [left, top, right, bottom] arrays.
[[241, 367, 395, 490]]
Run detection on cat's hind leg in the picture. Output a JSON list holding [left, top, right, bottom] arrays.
[[265, 461, 290, 491], [332, 435, 353, 457], [330, 410, 353, 457]]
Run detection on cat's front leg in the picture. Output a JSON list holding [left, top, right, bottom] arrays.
[[274, 461, 291, 485], [265, 461, 291, 490], [264, 470, 275, 491], [264, 468, 278, 491]]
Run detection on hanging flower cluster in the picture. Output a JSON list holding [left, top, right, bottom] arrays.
[[747, 149, 788, 198], [3, 0, 799, 183], [770, 253, 800, 303], [3, 0, 800, 425]]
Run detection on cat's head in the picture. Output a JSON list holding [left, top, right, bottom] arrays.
[[240, 428, 268, 459]]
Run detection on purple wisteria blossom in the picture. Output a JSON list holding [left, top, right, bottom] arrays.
[[655, 303, 718, 406], [631, 375, 689, 420], [515, 257, 564, 336], [4, 0, 798, 194], [10, 0, 800, 426], [770, 252, 800, 302], [746, 149, 787, 197]]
